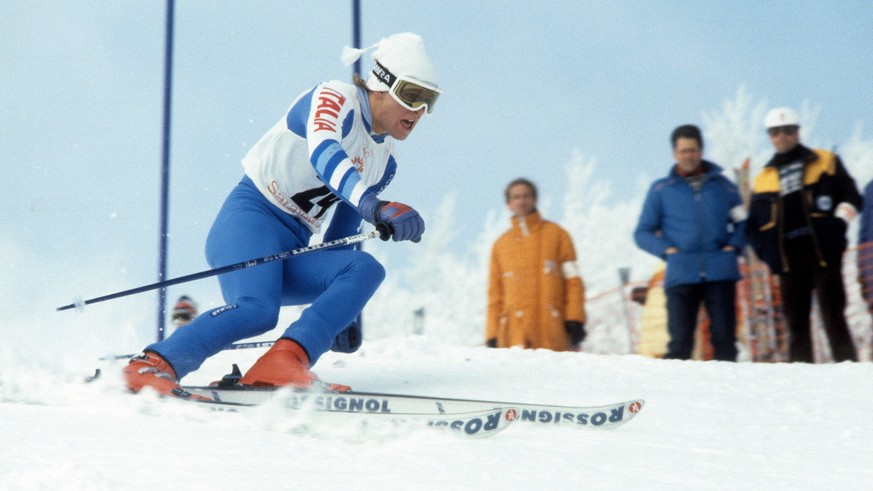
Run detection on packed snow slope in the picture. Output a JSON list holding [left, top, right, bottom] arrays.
[[1, 336, 872, 490]]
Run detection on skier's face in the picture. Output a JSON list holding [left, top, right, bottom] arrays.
[[673, 137, 703, 174], [370, 91, 424, 141]]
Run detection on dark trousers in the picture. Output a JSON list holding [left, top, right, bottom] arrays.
[[665, 281, 738, 361], [780, 246, 857, 363]]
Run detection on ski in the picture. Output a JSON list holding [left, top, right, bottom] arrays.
[[89, 366, 643, 431], [175, 394, 517, 439], [182, 378, 644, 430]]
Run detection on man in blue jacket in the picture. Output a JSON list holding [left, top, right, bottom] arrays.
[[634, 125, 746, 361]]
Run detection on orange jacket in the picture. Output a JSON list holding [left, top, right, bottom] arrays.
[[486, 211, 586, 350]]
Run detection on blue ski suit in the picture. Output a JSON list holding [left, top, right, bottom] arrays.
[[146, 81, 399, 378]]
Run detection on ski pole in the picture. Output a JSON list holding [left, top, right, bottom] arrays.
[[97, 340, 275, 361], [57, 229, 382, 312]]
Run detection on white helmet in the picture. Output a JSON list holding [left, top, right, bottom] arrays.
[[341, 32, 438, 90], [764, 107, 801, 129], [342, 33, 441, 113]]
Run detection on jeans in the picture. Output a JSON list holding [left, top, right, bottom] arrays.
[[665, 281, 738, 361]]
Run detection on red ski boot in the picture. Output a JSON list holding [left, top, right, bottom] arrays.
[[239, 339, 350, 392], [123, 351, 211, 400]]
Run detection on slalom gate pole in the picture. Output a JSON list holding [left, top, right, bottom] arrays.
[[57, 230, 381, 312]]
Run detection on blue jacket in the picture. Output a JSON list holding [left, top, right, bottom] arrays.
[[634, 161, 746, 289], [860, 179, 873, 245]]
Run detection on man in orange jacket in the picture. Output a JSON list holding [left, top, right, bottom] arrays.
[[486, 178, 587, 351]]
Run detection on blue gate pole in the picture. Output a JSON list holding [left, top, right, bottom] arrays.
[[352, 0, 362, 77], [351, 0, 363, 333], [156, 0, 176, 341]]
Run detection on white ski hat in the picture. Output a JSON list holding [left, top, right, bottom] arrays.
[[342, 32, 438, 90], [764, 107, 801, 129]]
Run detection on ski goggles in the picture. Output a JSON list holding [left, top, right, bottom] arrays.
[[372, 60, 441, 114], [767, 125, 799, 137]]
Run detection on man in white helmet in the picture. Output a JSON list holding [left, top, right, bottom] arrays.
[[747, 107, 862, 362], [123, 33, 443, 397]]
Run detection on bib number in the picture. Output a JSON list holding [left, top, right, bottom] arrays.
[[290, 185, 340, 219]]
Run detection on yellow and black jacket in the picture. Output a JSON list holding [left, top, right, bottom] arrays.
[[747, 145, 862, 274]]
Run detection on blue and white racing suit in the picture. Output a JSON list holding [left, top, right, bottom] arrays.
[[147, 81, 397, 378]]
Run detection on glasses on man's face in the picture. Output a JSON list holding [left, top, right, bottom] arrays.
[[172, 313, 193, 326], [390, 77, 441, 114], [767, 125, 799, 137]]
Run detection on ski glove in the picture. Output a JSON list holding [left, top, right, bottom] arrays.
[[359, 193, 425, 243], [331, 321, 362, 353], [565, 321, 587, 345]]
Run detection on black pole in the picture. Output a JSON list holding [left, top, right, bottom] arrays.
[[57, 231, 380, 312], [157, 0, 175, 341]]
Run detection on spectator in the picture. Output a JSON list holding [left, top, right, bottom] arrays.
[[486, 178, 587, 351], [634, 124, 745, 361], [123, 33, 441, 397], [170, 295, 198, 328], [636, 264, 669, 359], [747, 107, 863, 362], [858, 179, 873, 317]]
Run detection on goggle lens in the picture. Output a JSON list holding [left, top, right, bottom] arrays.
[[391, 78, 441, 114]]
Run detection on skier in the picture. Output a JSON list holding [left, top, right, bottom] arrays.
[[124, 32, 441, 396]]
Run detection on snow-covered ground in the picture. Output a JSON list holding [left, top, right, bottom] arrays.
[[3, 74, 871, 488], [2, 336, 872, 490]]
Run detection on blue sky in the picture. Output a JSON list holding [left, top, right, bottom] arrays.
[[2, 1, 872, 333]]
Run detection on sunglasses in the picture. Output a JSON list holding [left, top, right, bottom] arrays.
[[767, 125, 799, 137], [372, 60, 442, 114], [171, 313, 193, 326]]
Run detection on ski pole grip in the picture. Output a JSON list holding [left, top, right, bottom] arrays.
[[375, 222, 393, 241]]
